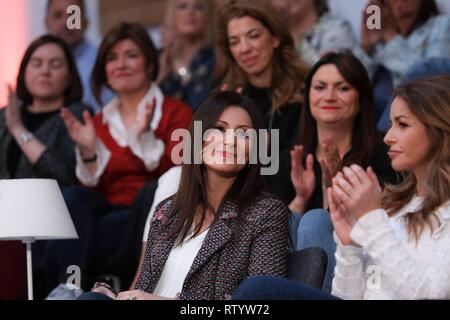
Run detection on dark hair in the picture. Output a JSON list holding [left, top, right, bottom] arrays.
[[16, 34, 83, 106], [297, 50, 377, 167], [47, 0, 86, 14], [169, 90, 268, 243], [413, 0, 439, 31], [314, 0, 329, 17], [91, 22, 159, 105]]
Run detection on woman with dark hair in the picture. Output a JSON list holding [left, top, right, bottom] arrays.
[[216, 0, 309, 199], [284, 51, 397, 292], [356, 0, 450, 128], [269, 0, 357, 66], [0, 34, 86, 300], [79, 90, 289, 300], [233, 75, 450, 300], [43, 22, 192, 296]]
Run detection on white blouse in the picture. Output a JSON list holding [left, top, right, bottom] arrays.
[[332, 197, 450, 300], [153, 228, 209, 298], [76, 84, 165, 186]]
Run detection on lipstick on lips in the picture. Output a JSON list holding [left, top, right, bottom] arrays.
[[388, 150, 402, 159], [320, 106, 340, 110]]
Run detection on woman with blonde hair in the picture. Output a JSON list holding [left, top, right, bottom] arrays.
[[233, 75, 450, 300], [216, 0, 309, 199], [156, 0, 216, 110]]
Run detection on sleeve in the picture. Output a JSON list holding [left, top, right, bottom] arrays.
[[156, 101, 193, 176], [247, 199, 290, 277], [127, 127, 165, 171], [32, 125, 77, 187], [373, 16, 450, 83], [135, 199, 172, 292], [331, 232, 366, 300], [300, 18, 357, 66], [75, 138, 111, 187], [142, 166, 182, 242], [350, 208, 450, 299]]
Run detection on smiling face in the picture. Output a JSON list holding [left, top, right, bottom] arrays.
[[202, 106, 253, 177], [227, 16, 280, 84], [309, 64, 359, 127], [173, 0, 207, 38], [384, 96, 432, 175], [105, 39, 150, 95], [24, 43, 69, 102]]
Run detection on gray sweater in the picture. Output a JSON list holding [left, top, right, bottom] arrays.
[[0, 103, 87, 188]]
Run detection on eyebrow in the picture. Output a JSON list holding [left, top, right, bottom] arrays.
[[394, 115, 410, 121], [228, 28, 260, 39], [216, 120, 251, 129], [313, 80, 348, 85]]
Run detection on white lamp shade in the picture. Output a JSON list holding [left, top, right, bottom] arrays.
[[0, 179, 78, 240]]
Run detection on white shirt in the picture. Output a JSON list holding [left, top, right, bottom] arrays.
[[332, 197, 450, 300], [142, 166, 182, 242], [76, 84, 165, 187], [152, 228, 209, 298]]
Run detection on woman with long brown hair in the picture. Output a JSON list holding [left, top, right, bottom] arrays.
[[80, 90, 289, 300], [233, 75, 450, 300], [215, 0, 309, 200]]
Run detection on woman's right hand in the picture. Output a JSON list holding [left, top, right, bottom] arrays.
[[61, 108, 96, 156], [289, 145, 316, 212]]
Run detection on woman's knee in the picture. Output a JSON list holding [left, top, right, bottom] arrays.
[[299, 209, 332, 231]]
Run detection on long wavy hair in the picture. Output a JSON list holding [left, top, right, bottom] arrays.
[[382, 75, 450, 242], [216, 0, 308, 111], [169, 91, 268, 243]]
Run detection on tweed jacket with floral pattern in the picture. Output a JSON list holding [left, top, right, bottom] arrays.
[[135, 196, 289, 300]]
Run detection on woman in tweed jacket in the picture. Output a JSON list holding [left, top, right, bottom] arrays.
[[87, 91, 290, 300]]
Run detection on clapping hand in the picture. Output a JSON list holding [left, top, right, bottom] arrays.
[[289, 145, 316, 213], [136, 98, 156, 140], [319, 137, 342, 188], [5, 84, 24, 134], [332, 165, 382, 220], [61, 108, 96, 157]]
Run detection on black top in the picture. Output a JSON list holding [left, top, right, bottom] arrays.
[[244, 85, 301, 154], [0, 103, 87, 188], [243, 85, 302, 200], [7, 108, 60, 176], [270, 134, 401, 208]]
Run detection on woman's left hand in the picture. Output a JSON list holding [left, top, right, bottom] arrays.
[[5, 84, 24, 134], [116, 290, 170, 300], [331, 165, 382, 220], [136, 98, 156, 139]]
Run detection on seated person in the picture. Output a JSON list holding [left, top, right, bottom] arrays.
[[43, 22, 192, 294], [79, 91, 290, 300], [233, 75, 450, 300]]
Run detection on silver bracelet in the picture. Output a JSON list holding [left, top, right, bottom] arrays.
[[17, 131, 34, 146]]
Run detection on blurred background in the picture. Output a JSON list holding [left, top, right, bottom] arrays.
[[1, 0, 450, 106]]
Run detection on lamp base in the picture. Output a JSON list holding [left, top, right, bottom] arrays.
[[21, 238, 35, 300]]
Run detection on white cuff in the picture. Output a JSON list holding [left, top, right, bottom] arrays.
[[75, 139, 111, 187]]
